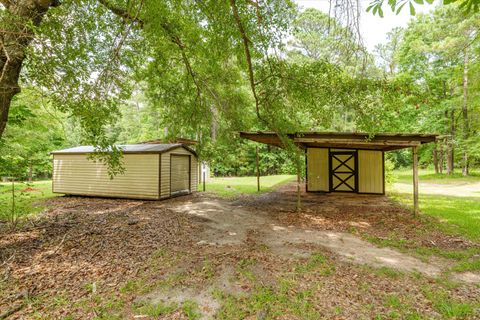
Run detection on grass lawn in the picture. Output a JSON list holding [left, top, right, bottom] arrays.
[[390, 192, 480, 241], [0, 180, 58, 223], [199, 175, 296, 197], [390, 169, 480, 241]]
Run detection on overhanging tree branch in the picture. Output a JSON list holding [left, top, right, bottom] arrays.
[[229, 0, 262, 120], [99, 0, 203, 101]]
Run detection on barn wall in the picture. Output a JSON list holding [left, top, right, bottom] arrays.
[[53, 154, 160, 199], [306, 148, 329, 192], [358, 150, 384, 194], [160, 147, 198, 198]]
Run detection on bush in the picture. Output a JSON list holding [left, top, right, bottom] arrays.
[[384, 158, 397, 187]]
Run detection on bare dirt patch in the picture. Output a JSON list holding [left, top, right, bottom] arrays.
[[171, 199, 444, 277], [234, 183, 477, 252]]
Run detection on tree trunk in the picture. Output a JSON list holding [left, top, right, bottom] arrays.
[[446, 109, 455, 175], [462, 48, 469, 176], [433, 144, 439, 174], [412, 146, 419, 216], [0, 0, 60, 139], [438, 141, 444, 174], [28, 160, 33, 182], [210, 105, 218, 141], [256, 146, 260, 192]]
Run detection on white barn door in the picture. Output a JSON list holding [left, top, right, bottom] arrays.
[[170, 154, 190, 195]]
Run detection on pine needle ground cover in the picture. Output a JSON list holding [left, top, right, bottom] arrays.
[[1, 179, 480, 319]]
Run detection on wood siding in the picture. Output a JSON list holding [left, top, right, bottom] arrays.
[[160, 147, 198, 198], [53, 154, 160, 199], [358, 150, 384, 194], [307, 148, 329, 192]]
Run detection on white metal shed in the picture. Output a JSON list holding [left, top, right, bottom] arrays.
[[51, 144, 198, 200]]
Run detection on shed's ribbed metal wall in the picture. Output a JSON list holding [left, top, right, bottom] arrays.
[[53, 154, 160, 199]]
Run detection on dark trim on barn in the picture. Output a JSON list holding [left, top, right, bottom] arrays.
[[328, 150, 358, 193]]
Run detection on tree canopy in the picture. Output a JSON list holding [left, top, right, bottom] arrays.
[[0, 0, 479, 179]]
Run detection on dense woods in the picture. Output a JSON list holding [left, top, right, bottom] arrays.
[[0, 0, 478, 179]]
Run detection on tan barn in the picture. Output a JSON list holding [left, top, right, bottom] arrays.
[[51, 144, 197, 200], [240, 132, 437, 212]]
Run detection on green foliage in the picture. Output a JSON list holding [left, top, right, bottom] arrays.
[[384, 158, 397, 186], [0, 89, 65, 180], [367, 0, 476, 18], [375, 6, 480, 171], [288, 8, 373, 76]]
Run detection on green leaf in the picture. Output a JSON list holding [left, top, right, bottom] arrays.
[[409, 2, 416, 15], [388, 0, 397, 10], [413, 0, 424, 4], [396, 2, 407, 14], [378, 6, 384, 17]]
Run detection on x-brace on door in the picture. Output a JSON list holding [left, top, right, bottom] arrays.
[[329, 150, 358, 193]]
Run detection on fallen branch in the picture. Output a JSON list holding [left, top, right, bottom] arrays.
[[52, 233, 68, 254], [0, 303, 25, 320], [0, 290, 29, 320]]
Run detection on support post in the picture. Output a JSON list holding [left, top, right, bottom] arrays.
[[296, 151, 301, 212], [256, 146, 260, 192], [412, 146, 419, 216], [11, 178, 16, 226]]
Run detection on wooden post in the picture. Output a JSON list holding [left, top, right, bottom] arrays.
[[296, 151, 301, 212], [11, 179, 16, 226], [412, 146, 419, 216], [256, 146, 260, 192]]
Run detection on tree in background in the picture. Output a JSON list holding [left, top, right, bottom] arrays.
[[1, 0, 478, 183], [0, 89, 65, 180], [377, 6, 480, 174]]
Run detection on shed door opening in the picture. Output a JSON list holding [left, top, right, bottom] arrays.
[[329, 150, 357, 192], [170, 154, 190, 196]]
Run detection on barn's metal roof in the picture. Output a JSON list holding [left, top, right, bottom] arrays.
[[240, 131, 438, 151], [51, 143, 196, 155]]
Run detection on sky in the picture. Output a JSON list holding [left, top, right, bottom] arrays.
[[295, 0, 436, 52]]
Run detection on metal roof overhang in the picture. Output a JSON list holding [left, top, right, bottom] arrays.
[[239, 132, 438, 151]]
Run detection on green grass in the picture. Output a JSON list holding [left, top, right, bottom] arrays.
[[199, 175, 296, 197], [0, 180, 58, 224], [394, 168, 480, 184], [390, 168, 480, 241], [423, 287, 479, 318], [390, 192, 480, 241]]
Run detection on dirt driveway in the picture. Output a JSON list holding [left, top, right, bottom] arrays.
[[1, 184, 480, 319], [394, 181, 480, 197]]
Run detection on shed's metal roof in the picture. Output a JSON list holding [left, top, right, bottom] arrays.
[[52, 143, 188, 154]]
